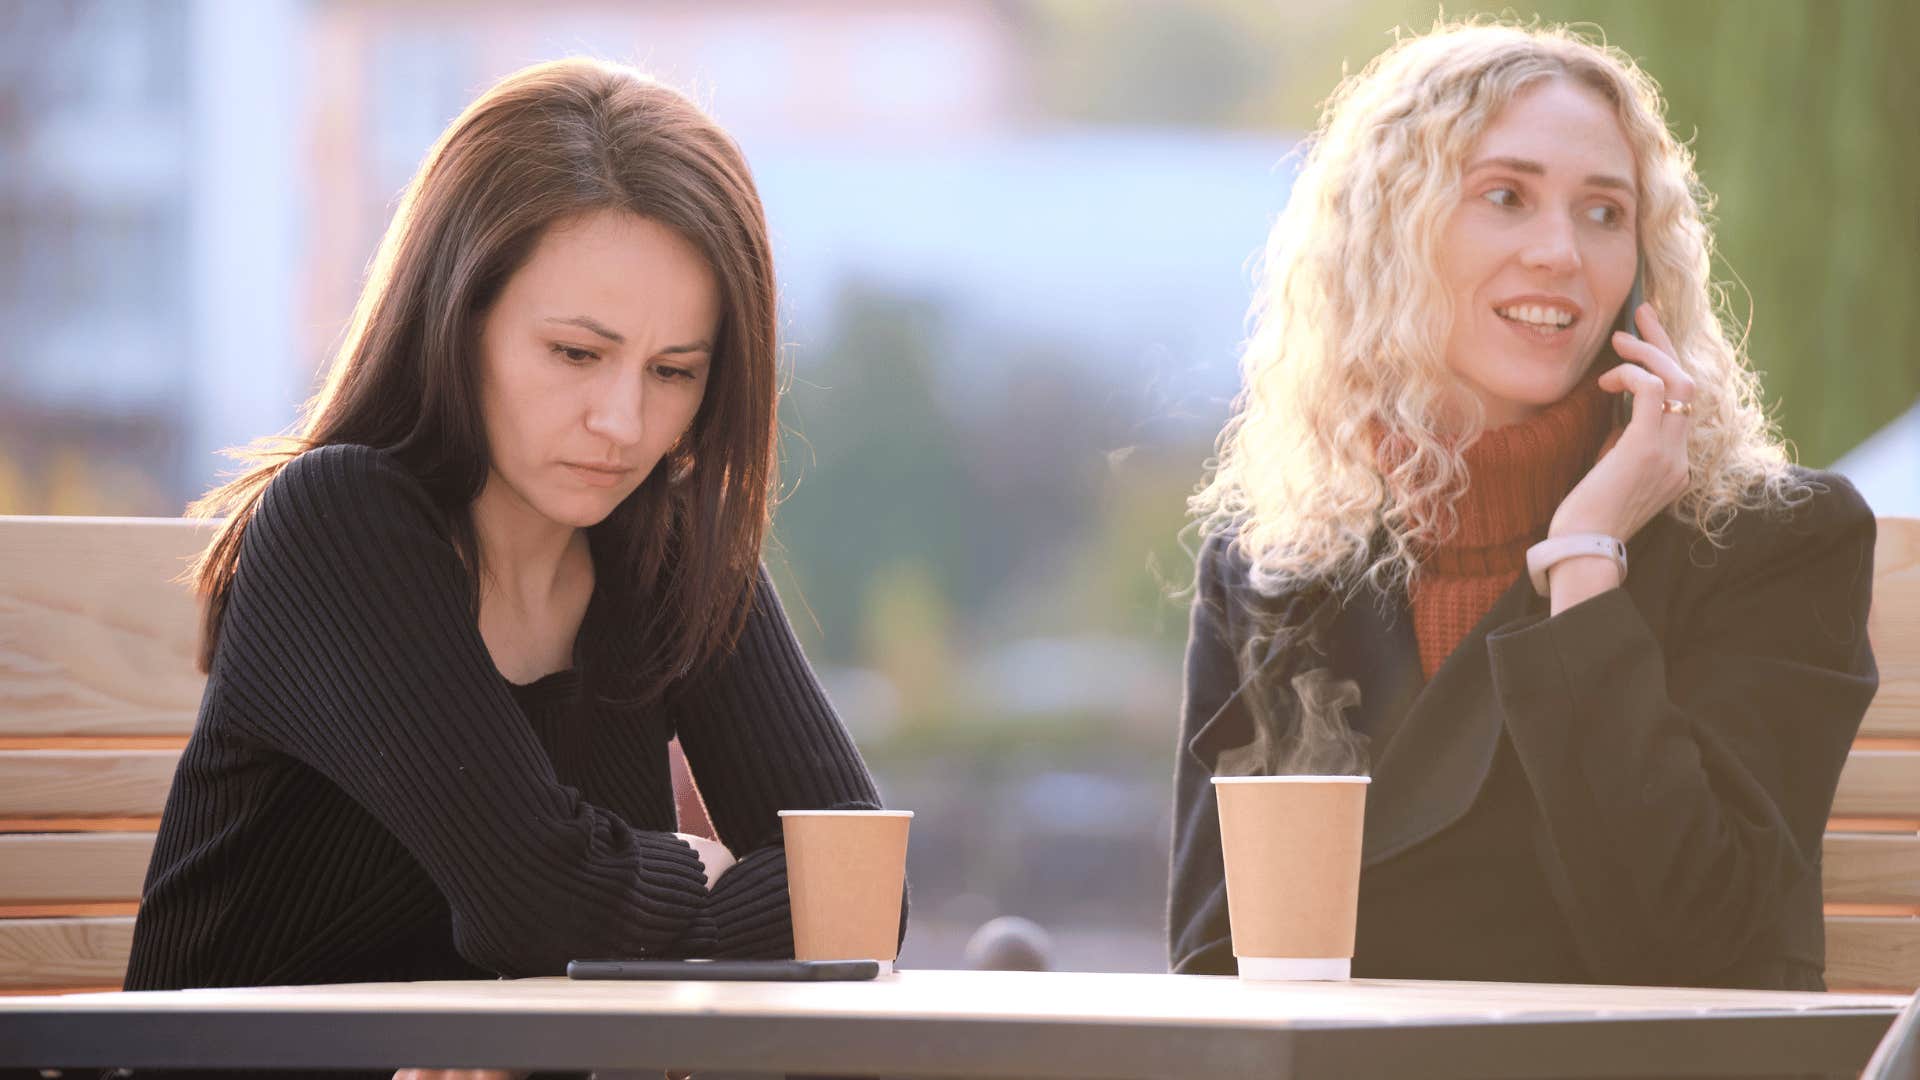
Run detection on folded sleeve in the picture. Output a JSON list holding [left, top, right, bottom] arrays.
[[670, 569, 903, 958], [215, 445, 711, 976], [1487, 475, 1878, 984]]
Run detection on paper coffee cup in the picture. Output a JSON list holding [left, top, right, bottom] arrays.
[[1211, 775, 1369, 981], [779, 810, 912, 971]]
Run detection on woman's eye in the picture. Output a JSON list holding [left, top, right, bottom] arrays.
[[1482, 186, 1521, 208], [551, 344, 598, 365], [1586, 203, 1624, 227], [654, 365, 695, 382]]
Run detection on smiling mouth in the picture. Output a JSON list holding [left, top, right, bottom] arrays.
[[1494, 305, 1578, 337]]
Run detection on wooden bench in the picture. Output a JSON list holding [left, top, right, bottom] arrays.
[[1827, 516, 1920, 991], [0, 516, 212, 994], [2, 514, 1917, 994]]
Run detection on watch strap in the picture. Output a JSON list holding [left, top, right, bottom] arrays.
[[1526, 533, 1628, 596]]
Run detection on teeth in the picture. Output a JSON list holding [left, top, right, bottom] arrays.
[[1498, 304, 1573, 329]]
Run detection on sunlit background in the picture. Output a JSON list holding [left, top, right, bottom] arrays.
[[4, 0, 1915, 972]]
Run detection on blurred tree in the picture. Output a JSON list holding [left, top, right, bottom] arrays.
[[1031, 0, 1920, 467], [770, 282, 1206, 751], [960, 356, 1108, 597], [1078, 443, 1205, 643], [771, 285, 985, 663], [859, 559, 967, 732]]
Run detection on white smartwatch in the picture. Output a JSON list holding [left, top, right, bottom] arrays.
[[1525, 534, 1627, 597]]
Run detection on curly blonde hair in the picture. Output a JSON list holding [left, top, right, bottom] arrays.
[[1191, 18, 1805, 597]]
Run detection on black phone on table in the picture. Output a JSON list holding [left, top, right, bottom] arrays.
[[566, 958, 881, 982], [1611, 260, 1647, 426]]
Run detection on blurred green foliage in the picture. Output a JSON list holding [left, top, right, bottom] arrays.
[[772, 290, 984, 664], [771, 287, 1201, 752]]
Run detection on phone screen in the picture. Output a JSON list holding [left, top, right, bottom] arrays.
[[566, 958, 881, 982]]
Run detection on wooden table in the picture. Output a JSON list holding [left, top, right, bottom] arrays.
[[0, 970, 1906, 1078]]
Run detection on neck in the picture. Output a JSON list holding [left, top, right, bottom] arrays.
[[1435, 374, 1615, 556], [470, 470, 585, 612]]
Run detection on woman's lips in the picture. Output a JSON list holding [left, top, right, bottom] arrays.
[[563, 463, 632, 488]]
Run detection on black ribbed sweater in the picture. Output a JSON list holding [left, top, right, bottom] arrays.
[[125, 443, 889, 992]]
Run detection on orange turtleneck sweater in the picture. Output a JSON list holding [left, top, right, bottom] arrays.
[[1407, 378, 1615, 678]]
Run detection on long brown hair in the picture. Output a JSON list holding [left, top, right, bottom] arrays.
[[189, 58, 779, 703]]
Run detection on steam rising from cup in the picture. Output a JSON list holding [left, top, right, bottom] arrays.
[[1213, 666, 1370, 778]]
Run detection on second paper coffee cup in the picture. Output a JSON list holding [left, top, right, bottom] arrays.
[[1211, 775, 1369, 980], [779, 809, 912, 974]]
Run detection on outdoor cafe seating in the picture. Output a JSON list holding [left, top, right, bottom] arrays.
[[1, 513, 1916, 1077]]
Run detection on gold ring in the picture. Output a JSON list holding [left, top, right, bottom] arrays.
[[1661, 399, 1694, 416]]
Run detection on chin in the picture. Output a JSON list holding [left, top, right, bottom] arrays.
[[1467, 379, 1577, 426], [1493, 382, 1573, 410], [1486, 364, 1587, 406], [535, 492, 627, 530]]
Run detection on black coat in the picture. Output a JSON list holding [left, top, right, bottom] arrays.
[[1168, 468, 1878, 989]]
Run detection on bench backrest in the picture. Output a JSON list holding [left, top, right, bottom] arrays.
[[0, 516, 214, 993], [1826, 516, 1920, 992]]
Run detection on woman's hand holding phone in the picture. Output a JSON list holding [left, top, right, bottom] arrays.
[[1546, 302, 1696, 614]]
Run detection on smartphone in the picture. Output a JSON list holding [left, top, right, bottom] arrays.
[[566, 958, 881, 982], [1611, 260, 1647, 426]]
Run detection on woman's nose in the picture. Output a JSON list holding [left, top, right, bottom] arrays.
[[583, 366, 645, 447], [1520, 214, 1582, 274]]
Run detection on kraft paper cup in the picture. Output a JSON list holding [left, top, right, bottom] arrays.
[[1211, 775, 1369, 981], [778, 810, 912, 974]]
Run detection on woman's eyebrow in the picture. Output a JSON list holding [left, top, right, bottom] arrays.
[[1466, 155, 1634, 193], [544, 315, 710, 355], [545, 314, 626, 343]]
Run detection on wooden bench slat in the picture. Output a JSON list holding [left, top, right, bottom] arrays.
[[1864, 707, 1920, 740], [0, 902, 141, 918], [1864, 518, 1920, 739], [1834, 749, 1920, 820], [0, 833, 155, 905], [1826, 833, 1920, 901], [1829, 817, 1920, 834], [1825, 915, 1920, 993], [0, 915, 133, 989], [0, 737, 190, 751], [1825, 833, 1920, 906], [0, 816, 163, 833], [0, 516, 214, 739], [0, 751, 179, 818]]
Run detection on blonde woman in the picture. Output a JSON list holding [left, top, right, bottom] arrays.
[[1169, 21, 1877, 989]]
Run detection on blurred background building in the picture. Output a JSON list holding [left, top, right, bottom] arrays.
[[3, 0, 1915, 971]]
